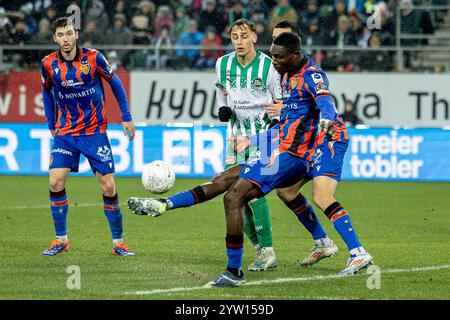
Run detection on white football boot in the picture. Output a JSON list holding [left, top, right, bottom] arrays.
[[300, 242, 339, 267]]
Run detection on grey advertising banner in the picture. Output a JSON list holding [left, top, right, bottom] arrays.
[[130, 72, 450, 127]]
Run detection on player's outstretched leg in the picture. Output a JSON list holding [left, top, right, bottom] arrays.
[[313, 177, 373, 275], [127, 165, 242, 217], [42, 169, 70, 256], [277, 182, 338, 267], [247, 197, 278, 272]]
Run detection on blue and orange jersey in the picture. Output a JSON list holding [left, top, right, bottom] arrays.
[[278, 54, 349, 161], [40, 47, 125, 136]]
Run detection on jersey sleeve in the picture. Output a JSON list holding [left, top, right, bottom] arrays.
[[304, 69, 337, 122], [215, 57, 228, 107], [95, 51, 114, 81], [40, 60, 52, 90], [40, 60, 56, 130], [267, 64, 283, 101]]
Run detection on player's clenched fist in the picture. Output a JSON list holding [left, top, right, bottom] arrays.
[[227, 136, 250, 153], [320, 119, 336, 141]]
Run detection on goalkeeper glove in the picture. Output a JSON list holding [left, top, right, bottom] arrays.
[[219, 106, 232, 122]]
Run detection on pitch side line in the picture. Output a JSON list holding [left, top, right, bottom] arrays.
[[0, 203, 102, 210], [0, 195, 282, 211], [124, 264, 450, 296]]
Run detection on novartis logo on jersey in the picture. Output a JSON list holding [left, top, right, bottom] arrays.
[[61, 79, 85, 87], [58, 88, 96, 100]]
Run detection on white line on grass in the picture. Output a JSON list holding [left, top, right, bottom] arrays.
[[124, 264, 450, 296], [0, 196, 282, 211], [0, 203, 102, 210]]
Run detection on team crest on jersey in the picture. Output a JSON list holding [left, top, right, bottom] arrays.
[[97, 146, 112, 162], [80, 60, 91, 74], [252, 77, 263, 89]]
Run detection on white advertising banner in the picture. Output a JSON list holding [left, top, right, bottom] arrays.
[[130, 72, 450, 127]]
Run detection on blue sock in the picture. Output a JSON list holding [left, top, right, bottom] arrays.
[[286, 194, 327, 240], [103, 193, 123, 240], [50, 189, 69, 237], [166, 190, 196, 209], [325, 202, 362, 252], [226, 234, 244, 277]]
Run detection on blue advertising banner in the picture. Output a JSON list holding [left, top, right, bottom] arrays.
[[0, 124, 449, 181]]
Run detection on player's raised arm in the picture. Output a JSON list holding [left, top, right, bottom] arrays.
[[214, 57, 232, 122], [304, 69, 338, 137], [40, 60, 56, 137], [96, 51, 135, 140]]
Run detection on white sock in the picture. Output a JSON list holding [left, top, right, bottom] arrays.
[[350, 246, 367, 256], [315, 236, 332, 247], [113, 238, 124, 245], [56, 235, 67, 243]]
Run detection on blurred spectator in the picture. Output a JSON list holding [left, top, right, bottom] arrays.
[[328, 15, 357, 47], [359, 33, 393, 71], [112, 0, 132, 22], [105, 14, 133, 46], [324, 0, 346, 36], [198, 0, 226, 33], [304, 19, 325, 46], [338, 0, 364, 14], [268, 0, 299, 31], [254, 20, 272, 48], [227, 1, 249, 26], [146, 25, 175, 69], [130, 8, 153, 44], [10, 20, 31, 45], [137, 0, 156, 34], [341, 100, 363, 126], [44, 5, 58, 24], [107, 50, 126, 72], [174, 6, 191, 38], [154, 5, 174, 36], [299, 0, 320, 35], [79, 20, 102, 46], [400, 0, 434, 46], [86, 0, 110, 33], [0, 7, 12, 44], [357, 26, 372, 48], [195, 25, 224, 69], [249, 0, 270, 18], [31, 18, 52, 44], [175, 19, 204, 68], [104, 13, 133, 62]]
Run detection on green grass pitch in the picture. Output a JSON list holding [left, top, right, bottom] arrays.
[[0, 175, 449, 300]]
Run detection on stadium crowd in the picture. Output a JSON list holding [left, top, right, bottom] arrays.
[[0, 0, 445, 71]]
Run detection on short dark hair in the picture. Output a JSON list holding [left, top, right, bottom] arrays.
[[230, 18, 256, 34], [51, 17, 77, 34], [274, 20, 300, 36], [273, 32, 301, 52]]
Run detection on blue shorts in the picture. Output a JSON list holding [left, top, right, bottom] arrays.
[[239, 150, 310, 195], [308, 141, 348, 181], [49, 133, 115, 175]]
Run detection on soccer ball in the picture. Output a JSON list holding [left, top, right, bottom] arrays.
[[141, 161, 176, 194]]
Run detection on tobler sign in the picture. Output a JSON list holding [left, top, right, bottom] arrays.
[[0, 71, 129, 124]]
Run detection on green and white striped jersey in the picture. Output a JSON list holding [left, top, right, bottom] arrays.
[[215, 51, 282, 137]]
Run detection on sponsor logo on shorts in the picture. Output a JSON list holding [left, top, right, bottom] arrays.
[[51, 148, 73, 156]]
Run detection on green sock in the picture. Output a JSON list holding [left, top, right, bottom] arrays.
[[249, 197, 273, 248], [244, 205, 259, 246]]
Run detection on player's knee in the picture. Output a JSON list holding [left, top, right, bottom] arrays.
[[312, 191, 334, 211], [49, 177, 65, 192], [100, 179, 116, 197], [276, 188, 296, 203]]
